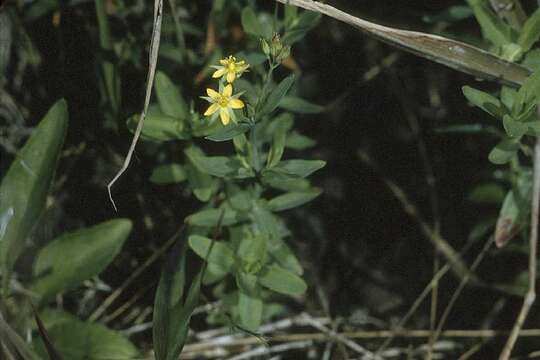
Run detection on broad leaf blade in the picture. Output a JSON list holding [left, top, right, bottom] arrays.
[[155, 71, 188, 119], [31, 219, 132, 303], [0, 99, 68, 291]]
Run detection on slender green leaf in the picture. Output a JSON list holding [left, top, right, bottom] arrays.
[[488, 139, 519, 164], [267, 116, 293, 168], [462, 86, 505, 118], [267, 189, 322, 212], [150, 163, 187, 185], [32, 219, 132, 302], [279, 96, 324, 113], [286, 131, 316, 150], [260, 75, 295, 117], [0, 99, 68, 291], [467, 0, 513, 47], [271, 159, 326, 178], [502, 115, 527, 138], [188, 235, 235, 271], [518, 8, 540, 53], [269, 242, 303, 275], [185, 147, 253, 179], [153, 238, 187, 360], [238, 291, 263, 332], [205, 123, 251, 142], [186, 208, 241, 227], [259, 264, 307, 295]]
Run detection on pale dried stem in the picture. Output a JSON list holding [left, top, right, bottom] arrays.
[[273, 0, 530, 87], [107, 0, 163, 211], [499, 139, 540, 359]]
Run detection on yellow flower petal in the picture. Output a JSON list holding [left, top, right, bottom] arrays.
[[219, 108, 230, 125], [226, 71, 236, 83], [212, 68, 226, 78], [204, 103, 219, 116], [219, 58, 228, 65], [229, 98, 244, 109], [207, 88, 220, 99], [223, 84, 233, 97]]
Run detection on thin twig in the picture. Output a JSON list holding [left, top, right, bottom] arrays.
[[274, 0, 530, 87], [225, 341, 313, 360], [180, 327, 540, 358], [88, 225, 184, 321], [299, 313, 379, 359], [357, 150, 473, 281], [431, 237, 495, 346], [107, 0, 163, 211], [499, 138, 540, 359]]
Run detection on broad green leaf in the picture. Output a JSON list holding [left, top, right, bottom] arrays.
[[188, 235, 235, 271], [259, 75, 295, 117], [0, 99, 68, 291], [488, 139, 519, 164], [286, 131, 316, 150], [518, 8, 540, 53], [236, 272, 260, 296], [238, 291, 263, 332], [34, 317, 138, 360], [155, 71, 188, 119], [186, 208, 241, 227], [205, 123, 251, 142], [267, 116, 293, 168], [462, 86, 505, 118], [185, 147, 253, 179], [202, 262, 228, 285], [185, 162, 218, 202], [468, 183, 506, 204], [241, 7, 271, 38], [126, 111, 186, 142], [279, 96, 324, 113], [237, 233, 267, 266], [267, 189, 322, 212], [262, 173, 310, 191], [271, 159, 326, 178], [228, 189, 253, 212], [466, 0, 513, 47], [502, 115, 527, 138], [259, 264, 307, 296], [32, 219, 132, 302], [150, 163, 187, 185]]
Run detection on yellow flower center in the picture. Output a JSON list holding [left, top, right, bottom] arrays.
[[217, 94, 230, 107], [228, 62, 236, 72]]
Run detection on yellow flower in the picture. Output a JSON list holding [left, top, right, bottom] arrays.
[[211, 55, 249, 83], [202, 84, 244, 125]]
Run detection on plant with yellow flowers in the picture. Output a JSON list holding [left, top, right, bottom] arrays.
[[125, 4, 323, 357]]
